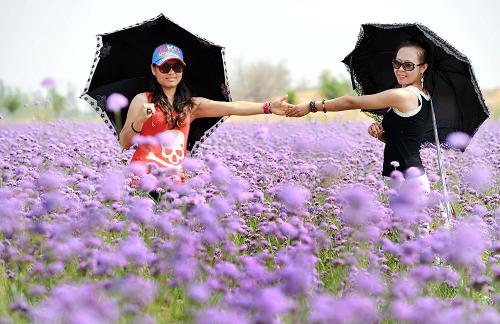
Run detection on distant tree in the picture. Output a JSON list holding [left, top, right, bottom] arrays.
[[0, 80, 5, 99], [229, 59, 291, 101], [319, 71, 355, 99], [65, 86, 78, 110], [48, 88, 66, 117], [1, 85, 24, 114], [3, 95, 22, 114]]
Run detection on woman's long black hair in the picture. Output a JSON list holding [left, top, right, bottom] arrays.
[[150, 74, 194, 128]]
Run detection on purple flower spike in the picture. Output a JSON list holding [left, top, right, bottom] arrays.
[[106, 93, 129, 113], [276, 183, 311, 210], [463, 164, 492, 192], [446, 131, 471, 150], [41, 77, 56, 88], [99, 172, 123, 201], [31, 283, 119, 323], [253, 288, 292, 321]]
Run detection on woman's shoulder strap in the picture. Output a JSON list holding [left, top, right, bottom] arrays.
[[142, 92, 152, 103], [405, 86, 430, 101]]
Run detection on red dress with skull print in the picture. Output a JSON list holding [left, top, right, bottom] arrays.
[[130, 92, 189, 177]]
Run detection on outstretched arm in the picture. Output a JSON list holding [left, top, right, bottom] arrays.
[[191, 96, 292, 121], [286, 88, 415, 117]]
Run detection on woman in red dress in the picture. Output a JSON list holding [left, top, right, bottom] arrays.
[[120, 43, 290, 186]]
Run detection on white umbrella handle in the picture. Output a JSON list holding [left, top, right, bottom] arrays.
[[430, 98, 454, 224]]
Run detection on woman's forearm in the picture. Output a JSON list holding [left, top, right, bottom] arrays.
[[119, 126, 134, 150], [120, 120, 144, 149], [230, 101, 264, 115], [194, 100, 266, 118], [323, 96, 358, 112], [226, 101, 265, 116]]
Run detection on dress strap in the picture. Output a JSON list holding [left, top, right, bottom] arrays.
[[406, 86, 430, 101], [391, 87, 425, 117]]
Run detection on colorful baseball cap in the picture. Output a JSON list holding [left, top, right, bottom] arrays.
[[152, 43, 186, 66]]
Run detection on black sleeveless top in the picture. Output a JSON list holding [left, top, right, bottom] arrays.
[[381, 87, 431, 177]]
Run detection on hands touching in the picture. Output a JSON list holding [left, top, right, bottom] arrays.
[[268, 95, 294, 116], [284, 102, 310, 118], [268, 97, 325, 118], [267, 96, 310, 117]]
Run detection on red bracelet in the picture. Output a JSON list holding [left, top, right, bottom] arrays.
[[263, 101, 271, 114]]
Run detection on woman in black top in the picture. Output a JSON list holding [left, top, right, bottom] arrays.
[[287, 40, 431, 193]]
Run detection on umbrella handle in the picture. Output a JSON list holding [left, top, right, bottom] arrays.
[[430, 98, 454, 224]]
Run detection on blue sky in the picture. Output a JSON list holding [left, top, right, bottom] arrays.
[[1, 0, 499, 94]]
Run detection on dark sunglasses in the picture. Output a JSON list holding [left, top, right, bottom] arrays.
[[156, 62, 184, 73], [392, 59, 425, 71]]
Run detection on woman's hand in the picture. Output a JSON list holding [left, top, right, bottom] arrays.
[[135, 103, 155, 125], [368, 122, 385, 142], [120, 93, 150, 149], [270, 95, 294, 116], [285, 102, 310, 117]]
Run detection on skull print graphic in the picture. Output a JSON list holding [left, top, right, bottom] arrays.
[[145, 130, 185, 168]]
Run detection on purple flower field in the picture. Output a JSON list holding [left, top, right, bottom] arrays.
[[0, 119, 499, 323]]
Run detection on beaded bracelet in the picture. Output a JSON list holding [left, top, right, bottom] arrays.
[[263, 101, 271, 114], [309, 101, 317, 113], [322, 99, 326, 113]]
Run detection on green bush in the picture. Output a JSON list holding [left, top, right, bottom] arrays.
[[319, 71, 355, 99], [48, 88, 66, 117], [3, 94, 22, 114], [286, 90, 298, 105]]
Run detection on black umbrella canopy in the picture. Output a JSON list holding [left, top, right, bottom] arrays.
[[342, 23, 489, 144], [80, 14, 231, 153]]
